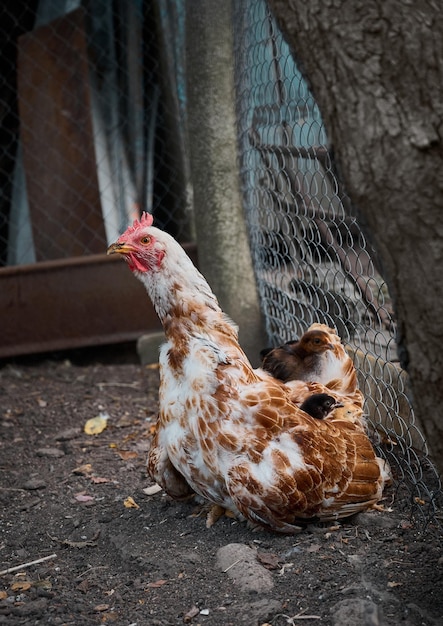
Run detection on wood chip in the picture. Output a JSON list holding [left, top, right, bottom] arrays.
[[145, 579, 167, 588], [123, 496, 140, 509], [72, 464, 93, 475], [183, 605, 200, 622], [116, 450, 138, 461], [22, 478, 47, 491], [142, 484, 163, 496]]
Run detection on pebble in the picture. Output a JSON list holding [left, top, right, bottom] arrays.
[[55, 428, 81, 441], [239, 598, 282, 624], [12, 598, 48, 616], [330, 598, 381, 626], [22, 478, 47, 490], [216, 543, 274, 593], [354, 511, 398, 530]]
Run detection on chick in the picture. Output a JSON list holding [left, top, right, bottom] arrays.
[[299, 393, 344, 419]]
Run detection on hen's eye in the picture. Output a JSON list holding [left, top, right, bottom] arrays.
[[141, 236, 151, 245]]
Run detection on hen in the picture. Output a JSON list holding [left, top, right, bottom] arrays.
[[260, 323, 364, 411], [108, 213, 390, 533]]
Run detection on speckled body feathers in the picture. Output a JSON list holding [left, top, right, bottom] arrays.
[[108, 214, 390, 533]]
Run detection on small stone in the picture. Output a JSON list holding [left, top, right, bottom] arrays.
[[239, 598, 282, 624], [330, 598, 381, 626], [13, 598, 48, 616], [55, 428, 81, 441], [22, 478, 47, 490], [216, 543, 274, 593], [353, 511, 398, 530]]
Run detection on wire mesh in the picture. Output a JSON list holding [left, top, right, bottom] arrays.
[[233, 0, 442, 525], [0, 0, 191, 269]]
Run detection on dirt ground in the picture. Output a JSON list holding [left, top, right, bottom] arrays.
[[1, 351, 443, 626]]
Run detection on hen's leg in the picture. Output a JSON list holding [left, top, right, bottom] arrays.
[[147, 433, 194, 500]]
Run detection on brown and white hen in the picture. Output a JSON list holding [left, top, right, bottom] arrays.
[[108, 213, 390, 533]]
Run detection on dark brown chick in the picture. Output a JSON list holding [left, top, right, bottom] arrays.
[[261, 325, 338, 383], [299, 393, 344, 420]]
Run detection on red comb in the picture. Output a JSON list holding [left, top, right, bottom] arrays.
[[125, 211, 153, 234]]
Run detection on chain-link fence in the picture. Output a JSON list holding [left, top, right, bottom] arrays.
[[0, 0, 191, 269], [233, 0, 442, 526]]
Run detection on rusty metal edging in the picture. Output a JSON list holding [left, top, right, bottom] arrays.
[[0, 243, 197, 358]]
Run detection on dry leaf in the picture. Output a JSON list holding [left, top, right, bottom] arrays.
[[11, 581, 32, 591], [145, 363, 160, 370], [94, 603, 110, 612], [257, 551, 281, 570], [84, 413, 109, 435], [34, 579, 52, 590], [72, 463, 93, 475], [90, 476, 111, 484], [306, 543, 321, 553], [123, 496, 139, 509], [142, 484, 162, 496], [0, 591, 7, 600], [145, 579, 167, 588], [74, 492, 95, 502], [116, 450, 138, 461], [77, 579, 89, 593]]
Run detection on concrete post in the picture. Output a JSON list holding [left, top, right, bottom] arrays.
[[185, 0, 265, 365]]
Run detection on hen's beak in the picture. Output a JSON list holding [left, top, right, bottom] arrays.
[[107, 242, 134, 255], [333, 401, 344, 409]]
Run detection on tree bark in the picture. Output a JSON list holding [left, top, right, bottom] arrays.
[[267, 0, 443, 473]]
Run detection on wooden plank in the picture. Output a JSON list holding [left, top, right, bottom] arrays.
[[17, 7, 106, 260]]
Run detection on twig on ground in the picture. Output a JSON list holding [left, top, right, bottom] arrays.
[[0, 553, 57, 576], [96, 382, 140, 389], [222, 558, 242, 573]]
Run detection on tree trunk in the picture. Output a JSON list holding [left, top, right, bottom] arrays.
[[267, 0, 443, 474]]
